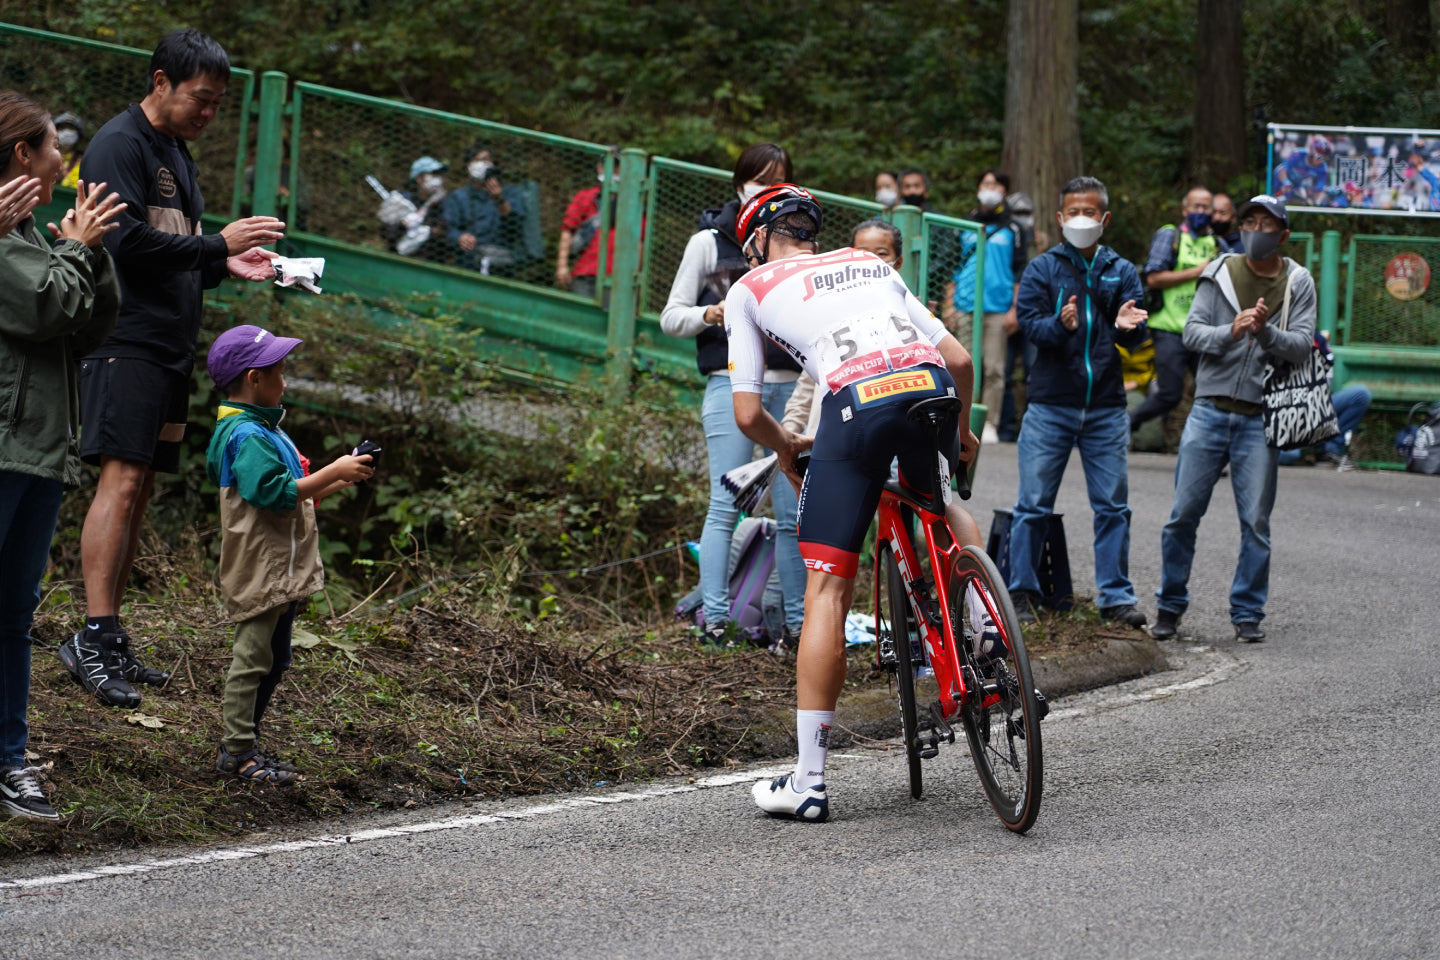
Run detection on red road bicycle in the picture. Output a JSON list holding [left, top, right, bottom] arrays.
[[873, 396, 1043, 833]]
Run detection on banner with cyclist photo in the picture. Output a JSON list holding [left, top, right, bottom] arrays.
[[1267, 123, 1440, 218]]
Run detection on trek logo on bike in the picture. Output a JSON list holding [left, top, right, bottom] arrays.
[[854, 369, 936, 405]]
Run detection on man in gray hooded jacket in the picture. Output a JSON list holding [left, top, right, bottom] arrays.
[[1151, 195, 1314, 643]]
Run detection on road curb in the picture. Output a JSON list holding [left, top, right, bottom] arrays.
[[747, 636, 1172, 756]]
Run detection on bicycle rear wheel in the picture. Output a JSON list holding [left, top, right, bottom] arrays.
[[948, 546, 1043, 833], [877, 544, 923, 799]]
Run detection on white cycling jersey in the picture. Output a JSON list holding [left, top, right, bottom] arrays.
[[725, 247, 949, 395]]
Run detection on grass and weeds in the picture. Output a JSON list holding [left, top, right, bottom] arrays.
[[0, 290, 1138, 859]]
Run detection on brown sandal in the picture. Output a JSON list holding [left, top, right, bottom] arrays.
[[216, 745, 300, 785]]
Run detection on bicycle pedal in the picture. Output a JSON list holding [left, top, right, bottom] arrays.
[[926, 701, 955, 744], [916, 734, 940, 760]]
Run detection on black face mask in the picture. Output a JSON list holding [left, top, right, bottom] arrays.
[[901, 193, 926, 207], [1212, 218, 1233, 234]]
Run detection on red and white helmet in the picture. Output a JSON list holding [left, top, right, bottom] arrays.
[[735, 183, 824, 244]]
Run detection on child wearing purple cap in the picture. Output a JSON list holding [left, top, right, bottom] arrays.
[[204, 324, 374, 784]]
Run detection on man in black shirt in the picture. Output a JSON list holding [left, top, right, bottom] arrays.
[[61, 29, 285, 708]]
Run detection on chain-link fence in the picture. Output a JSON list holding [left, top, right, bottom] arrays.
[[0, 23, 253, 220], [291, 83, 615, 299], [636, 158, 886, 318], [1344, 235, 1440, 347]]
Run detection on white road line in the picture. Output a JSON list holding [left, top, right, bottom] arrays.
[[0, 766, 790, 892]]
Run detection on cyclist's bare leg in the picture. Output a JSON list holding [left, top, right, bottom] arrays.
[[796, 569, 855, 710]]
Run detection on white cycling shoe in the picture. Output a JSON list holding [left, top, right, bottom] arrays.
[[752, 774, 829, 822]]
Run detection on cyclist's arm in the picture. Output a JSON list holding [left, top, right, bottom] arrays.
[[935, 332, 978, 464]]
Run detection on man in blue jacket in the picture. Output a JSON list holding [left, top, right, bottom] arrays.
[[1009, 176, 1149, 628]]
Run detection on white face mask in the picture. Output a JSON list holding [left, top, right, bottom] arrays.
[[468, 160, 494, 181], [875, 187, 898, 207], [57, 128, 79, 150], [977, 188, 1004, 209], [738, 181, 765, 204], [417, 173, 444, 195], [1062, 215, 1105, 249]]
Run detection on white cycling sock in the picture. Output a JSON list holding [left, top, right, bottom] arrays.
[[793, 709, 834, 791]]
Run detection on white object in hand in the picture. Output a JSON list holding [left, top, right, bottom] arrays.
[[272, 256, 326, 294]]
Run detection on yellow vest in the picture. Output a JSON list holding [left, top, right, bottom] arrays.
[[1150, 226, 1217, 333]]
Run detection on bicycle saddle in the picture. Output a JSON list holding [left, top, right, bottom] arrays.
[[906, 395, 965, 421]]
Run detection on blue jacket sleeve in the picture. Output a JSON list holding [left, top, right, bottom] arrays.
[[1016, 257, 1070, 347], [1142, 226, 1179, 277]]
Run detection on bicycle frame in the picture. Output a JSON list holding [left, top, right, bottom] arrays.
[[875, 487, 1006, 723]]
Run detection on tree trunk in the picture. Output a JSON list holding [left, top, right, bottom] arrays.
[[1193, 0, 1247, 189], [1001, 0, 1081, 243], [1385, 0, 1433, 62]]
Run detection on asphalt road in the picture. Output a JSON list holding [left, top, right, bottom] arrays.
[[2, 445, 1438, 960]]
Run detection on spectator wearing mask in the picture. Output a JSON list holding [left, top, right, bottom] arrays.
[[54, 112, 84, 189], [660, 143, 806, 647], [1211, 192, 1242, 253], [1133, 186, 1218, 438], [899, 166, 956, 314], [1008, 176, 1150, 629], [1152, 195, 1315, 643], [443, 145, 528, 275], [874, 170, 899, 210], [380, 156, 450, 263], [556, 147, 622, 302], [946, 168, 1027, 445]]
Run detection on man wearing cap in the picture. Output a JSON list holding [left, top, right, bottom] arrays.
[[382, 156, 450, 261], [1151, 195, 1315, 643], [62, 29, 286, 709]]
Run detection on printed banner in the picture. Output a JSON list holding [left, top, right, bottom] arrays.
[[1267, 123, 1440, 218]]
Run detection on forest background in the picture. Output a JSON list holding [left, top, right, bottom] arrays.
[[5, 0, 1439, 258]]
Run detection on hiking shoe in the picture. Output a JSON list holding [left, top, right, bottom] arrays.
[[110, 633, 169, 686], [1234, 621, 1266, 643], [696, 622, 736, 648], [1099, 604, 1148, 628], [751, 774, 829, 822], [58, 633, 140, 708], [0, 765, 60, 822], [769, 625, 800, 657], [217, 745, 300, 785], [1010, 589, 1041, 624], [1150, 608, 1182, 640]]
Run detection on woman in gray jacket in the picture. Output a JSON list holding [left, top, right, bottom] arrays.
[[0, 91, 123, 820]]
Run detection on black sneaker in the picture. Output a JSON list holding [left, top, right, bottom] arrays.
[[696, 622, 735, 648], [58, 633, 141, 708], [768, 625, 800, 656], [1010, 589, 1041, 624], [110, 633, 169, 686], [0, 765, 60, 822], [1099, 603, 1148, 628], [1234, 621, 1266, 643], [1150, 608, 1182, 640]]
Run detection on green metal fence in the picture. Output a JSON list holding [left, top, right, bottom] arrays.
[[287, 82, 616, 296], [1343, 235, 1440, 347], [3, 20, 1433, 427], [0, 23, 255, 220]]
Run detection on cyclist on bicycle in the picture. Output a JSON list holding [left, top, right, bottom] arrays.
[[725, 184, 980, 822]]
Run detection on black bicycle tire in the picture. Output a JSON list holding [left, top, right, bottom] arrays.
[[950, 546, 1043, 832], [879, 544, 924, 799]]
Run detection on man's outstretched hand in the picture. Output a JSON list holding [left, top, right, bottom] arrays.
[[228, 246, 280, 282]]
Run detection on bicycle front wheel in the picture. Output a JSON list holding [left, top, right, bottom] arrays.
[[877, 544, 923, 799], [948, 546, 1043, 833]]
